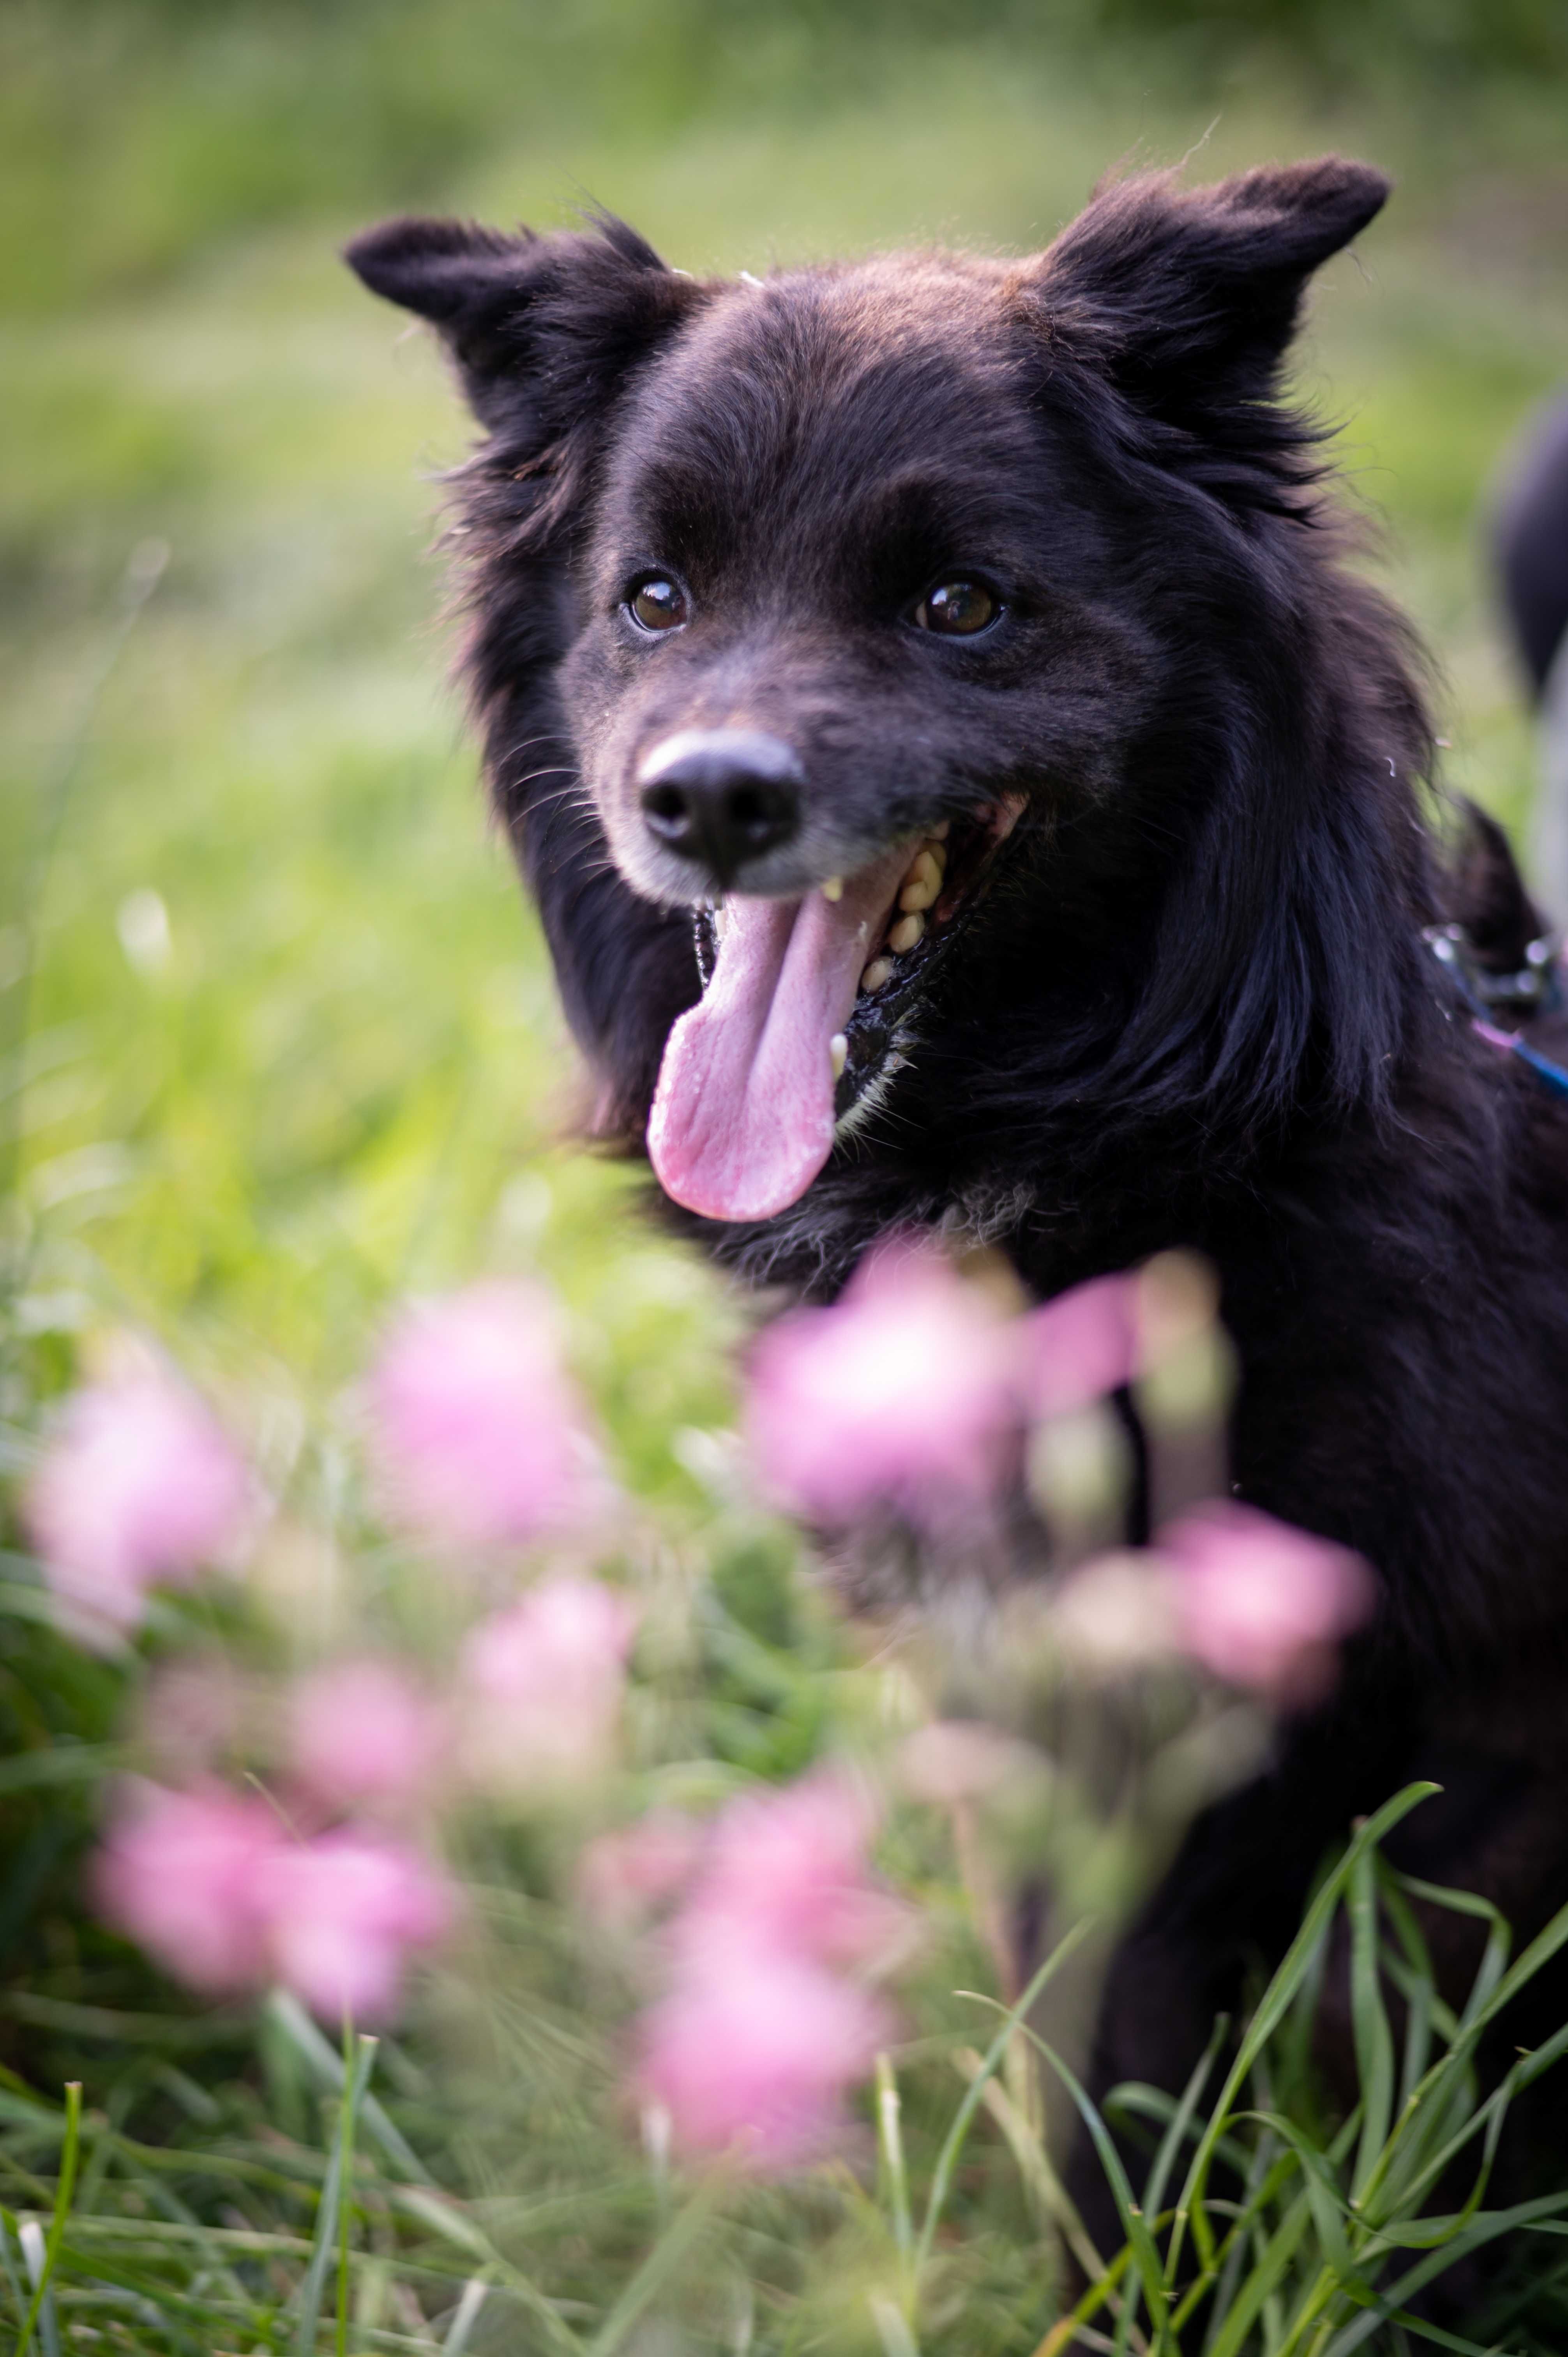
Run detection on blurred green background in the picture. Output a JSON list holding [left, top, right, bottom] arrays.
[[5, 0, 1568, 1436]]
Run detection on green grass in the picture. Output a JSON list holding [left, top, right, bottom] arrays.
[[7, 6, 1568, 2348], [8, 1775, 1568, 2352]]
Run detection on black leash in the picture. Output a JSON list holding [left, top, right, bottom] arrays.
[[1423, 922, 1568, 1101]]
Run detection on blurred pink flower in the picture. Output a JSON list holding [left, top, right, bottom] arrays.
[[745, 1235, 1018, 1526], [1160, 1502, 1375, 1701], [677, 1774, 909, 1973], [368, 1281, 595, 1550], [260, 1830, 452, 2023], [1021, 1274, 1139, 1419], [26, 1375, 249, 1642], [638, 1941, 892, 2168], [628, 1771, 906, 2170], [578, 1811, 703, 1931], [286, 1659, 446, 1817], [95, 1783, 452, 2020], [458, 1575, 637, 1794], [94, 1781, 280, 1995]]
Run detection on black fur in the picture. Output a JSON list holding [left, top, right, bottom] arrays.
[[348, 163, 1568, 2209]]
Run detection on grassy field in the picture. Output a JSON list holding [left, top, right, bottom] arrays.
[[7, 7, 1568, 2347]]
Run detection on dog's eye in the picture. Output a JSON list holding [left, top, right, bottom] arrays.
[[914, 580, 998, 637], [628, 576, 689, 634]]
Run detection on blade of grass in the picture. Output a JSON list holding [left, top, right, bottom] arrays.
[[1192, 2124, 1282, 2351], [869, 2289, 921, 2357], [949, 2046, 1108, 2286], [1142, 2019, 1229, 2239], [294, 2033, 376, 2357], [338, 2028, 372, 2357], [1102, 2051, 1227, 2357], [440, 2277, 489, 2353], [1167, 1782, 1439, 2284], [1241, 2112, 1357, 2280], [875, 2053, 913, 2278], [993, 2018, 1169, 2344], [1379, 1951, 1439, 2116], [1441, 1882, 1568, 2051], [1368, 2009, 1568, 2229], [1200, 2182, 1317, 2357], [1363, 2314, 1514, 2354], [268, 1992, 426, 2181], [1319, 2187, 1568, 2354], [1033, 2240, 1140, 2355], [1191, 2101, 1362, 2353], [583, 2169, 727, 2357], [913, 1914, 1095, 2286], [1348, 1847, 1395, 2200], [14, 2081, 79, 2357], [1107, 2088, 1257, 2196]]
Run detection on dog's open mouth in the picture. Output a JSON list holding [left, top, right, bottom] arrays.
[[647, 797, 1026, 1223]]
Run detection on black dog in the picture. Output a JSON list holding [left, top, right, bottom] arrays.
[[347, 161, 1568, 2185]]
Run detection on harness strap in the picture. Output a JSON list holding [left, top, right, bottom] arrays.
[[1423, 924, 1568, 1101]]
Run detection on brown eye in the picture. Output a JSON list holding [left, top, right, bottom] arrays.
[[915, 580, 998, 636], [629, 576, 689, 633]]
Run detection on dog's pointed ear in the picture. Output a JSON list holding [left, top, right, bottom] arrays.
[[1034, 156, 1389, 412], [344, 211, 700, 429]]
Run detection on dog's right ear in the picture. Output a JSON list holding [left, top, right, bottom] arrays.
[[1032, 157, 1389, 426], [344, 212, 703, 434]]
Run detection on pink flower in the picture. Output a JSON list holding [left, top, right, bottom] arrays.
[[745, 1236, 1019, 1526], [260, 1831, 452, 2023], [1021, 1275, 1139, 1420], [286, 1660, 446, 1817], [26, 1375, 249, 1641], [458, 1576, 637, 1794], [1160, 1502, 1375, 1701], [638, 1942, 891, 2168], [368, 1281, 595, 1550], [677, 1774, 909, 1973], [578, 1811, 703, 1931], [627, 1772, 907, 2170], [95, 1784, 452, 2021], [94, 1782, 281, 1995]]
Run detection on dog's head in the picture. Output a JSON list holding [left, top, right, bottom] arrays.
[[348, 161, 1419, 1245]]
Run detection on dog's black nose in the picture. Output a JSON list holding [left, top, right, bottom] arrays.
[[637, 728, 803, 885]]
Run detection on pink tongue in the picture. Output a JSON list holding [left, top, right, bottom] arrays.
[[648, 847, 911, 1223]]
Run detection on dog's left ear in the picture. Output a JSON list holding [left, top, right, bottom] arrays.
[[344, 210, 704, 436], [1033, 156, 1388, 415]]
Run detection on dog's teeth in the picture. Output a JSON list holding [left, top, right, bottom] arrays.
[[713, 901, 728, 942], [861, 957, 894, 995], [829, 1032, 848, 1080], [888, 911, 925, 954], [899, 850, 942, 912], [822, 876, 844, 903]]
